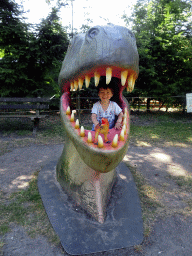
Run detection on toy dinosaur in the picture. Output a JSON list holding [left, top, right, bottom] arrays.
[[94, 118, 110, 144]]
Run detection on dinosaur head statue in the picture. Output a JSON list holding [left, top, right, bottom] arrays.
[[58, 24, 139, 173], [57, 24, 139, 223]]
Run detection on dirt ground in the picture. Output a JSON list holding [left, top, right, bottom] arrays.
[[1, 115, 192, 256]]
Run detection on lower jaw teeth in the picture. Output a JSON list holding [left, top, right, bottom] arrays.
[[80, 126, 85, 137], [112, 134, 118, 148], [120, 129, 125, 141], [75, 119, 79, 129], [68, 115, 126, 149], [87, 132, 92, 143], [65, 101, 127, 149], [66, 106, 71, 115], [122, 124, 126, 135], [70, 112, 75, 122], [98, 135, 104, 148]]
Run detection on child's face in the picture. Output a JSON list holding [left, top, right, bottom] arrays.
[[98, 88, 113, 103]]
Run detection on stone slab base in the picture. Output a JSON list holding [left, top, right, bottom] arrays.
[[38, 161, 143, 255]]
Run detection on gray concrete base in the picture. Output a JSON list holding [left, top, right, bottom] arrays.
[[38, 161, 143, 255]]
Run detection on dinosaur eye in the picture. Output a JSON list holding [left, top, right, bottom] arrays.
[[88, 28, 99, 38]]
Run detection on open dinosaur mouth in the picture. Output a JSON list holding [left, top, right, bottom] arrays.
[[60, 65, 137, 148], [58, 24, 139, 173], [59, 66, 137, 173]]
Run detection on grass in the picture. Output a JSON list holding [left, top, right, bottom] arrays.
[[167, 174, 192, 192], [0, 172, 60, 245], [130, 112, 192, 146], [130, 122, 192, 145]]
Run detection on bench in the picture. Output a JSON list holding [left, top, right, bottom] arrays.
[[0, 97, 50, 134]]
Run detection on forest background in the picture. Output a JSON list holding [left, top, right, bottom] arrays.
[[0, 0, 192, 109]]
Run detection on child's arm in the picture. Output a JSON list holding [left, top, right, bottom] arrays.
[[92, 113, 100, 128], [114, 111, 123, 129]]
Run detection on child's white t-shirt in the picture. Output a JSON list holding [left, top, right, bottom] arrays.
[[91, 101, 122, 129]]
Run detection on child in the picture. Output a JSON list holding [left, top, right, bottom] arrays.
[[91, 83, 123, 130]]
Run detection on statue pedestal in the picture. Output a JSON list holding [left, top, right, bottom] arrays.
[[38, 160, 143, 255]]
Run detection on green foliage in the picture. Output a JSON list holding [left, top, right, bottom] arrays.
[[79, 16, 93, 33], [123, 0, 192, 104], [0, 0, 31, 96], [32, 7, 69, 97], [0, 1, 69, 97]]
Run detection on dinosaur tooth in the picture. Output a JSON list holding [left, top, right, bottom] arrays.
[[121, 70, 128, 86], [87, 132, 92, 143], [132, 80, 135, 91], [78, 78, 84, 89], [94, 71, 100, 87], [106, 67, 112, 84], [66, 106, 71, 115], [70, 112, 75, 122], [128, 74, 135, 92], [74, 80, 78, 90], [112, 134, 118, 148], [80, 126, 85, 137], [70, 82, 74, 91], [119, 129, 125, 141], [122, 124, 126, 135], [123, 117, 127, 126], [75, 119, 79, 129], [124, 109, 127, 118], [85, 75, 91, 88], [98, 135, 104, 148]]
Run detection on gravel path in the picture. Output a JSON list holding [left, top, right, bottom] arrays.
[[1, 142, 192, 255]]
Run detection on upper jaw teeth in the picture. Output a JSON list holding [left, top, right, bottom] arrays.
[[69, 67, 136, 92], [74, 80, 78, 90], [127, 74, 135, 92], [94, 71, 100, 87], [121, 70, 128, 86], [78, 78, 83, 89], [85, 75, 91, 88], [106, 67, 112, 84]]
